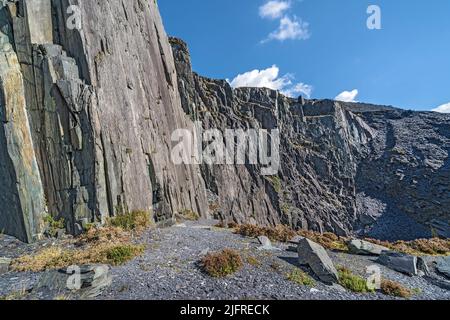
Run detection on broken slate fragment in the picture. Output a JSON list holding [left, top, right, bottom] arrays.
[[436, 256, 450, 279], [297, 238, 339, 284], [257, 236, 281, 251], [377, 251, 418, 276], [347, 239, 390, 256]]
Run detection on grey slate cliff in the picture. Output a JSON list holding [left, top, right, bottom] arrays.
[[0, 0, 208, 242], [170, 37, 450, 239]]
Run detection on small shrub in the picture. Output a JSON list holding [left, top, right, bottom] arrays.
[[201, 249, 243, 277], [412, 288, 422, 295], [234, 224, 296, 242], [11, 243, 145, 272], [265, 176, 282, 193], [105, 244, 145, 266], [270, 262, 281, 272], [228, 222, 238, 229], [77, 226, 129, 245], [11, 247, 69, 272], [338, 267, 373, 293], [44, 215, 65, 237], [287, 269, 315, 287], [109, 210, 151, 232], [233, 224, 347, 250], [177, 209, 200, 221], [298, 230, 349, 251], [381, 279, 413, 299], [280, 204, 290, 214]]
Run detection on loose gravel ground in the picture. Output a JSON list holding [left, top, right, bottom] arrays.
[[1, 220, 449, 300]]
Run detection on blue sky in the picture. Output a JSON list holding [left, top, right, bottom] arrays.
[[159, 0, 450, 112]]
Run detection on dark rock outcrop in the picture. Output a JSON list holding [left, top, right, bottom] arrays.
[[352, 107, 450, 240], [436, 256, 450, 279]]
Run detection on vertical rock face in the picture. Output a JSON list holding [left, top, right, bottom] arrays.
[[171, 38, 450, 239], [171, 38, 375, 236], [0, 0, 208, 242], [0, 8, 46, 241]]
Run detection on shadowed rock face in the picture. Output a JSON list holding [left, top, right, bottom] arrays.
[[0, 0, 208, 242], [352, 108, 450, 240], [170, 37, 450, 239]]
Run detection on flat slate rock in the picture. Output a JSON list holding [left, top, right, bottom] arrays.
[[347, 239, 390, 256], [289, 235, 305, 245], [297, 238, 339, 284], [257, 236, 281, 251], [436, 256, 450, 279], [377, 251, 418, 276], [30, 264, 112, 299]]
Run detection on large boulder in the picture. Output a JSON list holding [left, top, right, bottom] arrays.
[[297, 238, 339, 284], [377, 251, 429, 276], [436, 256, 450, 279], [30, 264, 112, 299], [347, 239, 390, 256]]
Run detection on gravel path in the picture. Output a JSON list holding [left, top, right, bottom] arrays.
[[1, 220, 449, 300], [100, 220, 450, 300]]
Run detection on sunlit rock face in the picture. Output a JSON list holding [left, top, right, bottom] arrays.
[[171, 37, 450, 240], [0, 0, 208, 242]]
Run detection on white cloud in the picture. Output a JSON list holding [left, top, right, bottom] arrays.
[[259, 1, 291, 20], [263, 16, 310, 42], [432, 102, 450, 113], [335, 89, 359, 102], [229, 65, 313, 98], [282, 82, 313, 99]]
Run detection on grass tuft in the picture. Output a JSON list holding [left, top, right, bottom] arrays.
[[287, 268, 315, 287], [104, 244, 146, 265], [246, 256, 261, 267], [177, 209, 200, 221], [338, 267, 374, 293], [43, 215, 65, 238], [201, 249, 243, 277]]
